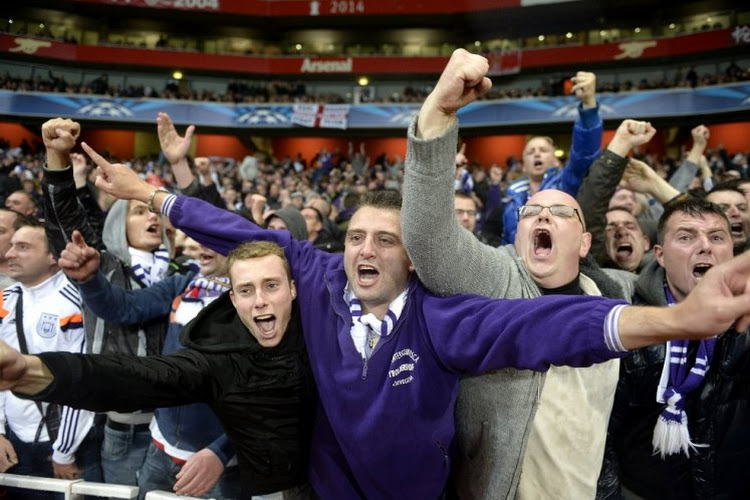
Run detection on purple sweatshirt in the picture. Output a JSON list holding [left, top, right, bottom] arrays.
[[162, 194, 627, 499]]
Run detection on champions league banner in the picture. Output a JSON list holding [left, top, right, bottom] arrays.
[[1, 83, 748, 130]]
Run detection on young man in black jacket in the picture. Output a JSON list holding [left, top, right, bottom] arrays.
[[0, 240, 315, 499]]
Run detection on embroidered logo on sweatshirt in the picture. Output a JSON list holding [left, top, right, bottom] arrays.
[[389, 349, 420, 387]]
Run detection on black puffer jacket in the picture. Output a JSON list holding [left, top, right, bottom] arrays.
[[597, 260, 750, 500], [31, 293, 317, 498]]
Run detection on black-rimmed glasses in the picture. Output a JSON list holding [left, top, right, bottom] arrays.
[[517, 204, 584, 229]]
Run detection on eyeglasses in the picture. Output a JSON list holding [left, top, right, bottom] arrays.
[[455, 209, 477, 218], [517, 204, 584, 228]]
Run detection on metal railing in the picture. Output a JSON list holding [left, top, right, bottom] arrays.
[[0, 474, 204, 500]]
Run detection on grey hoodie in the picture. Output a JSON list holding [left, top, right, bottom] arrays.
[[266, 207, 309, 242], [103, 199, 135, 265]]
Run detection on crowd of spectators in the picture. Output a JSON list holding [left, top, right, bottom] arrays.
[[1, 61, 747, 104], [2, 128, 748, 233]]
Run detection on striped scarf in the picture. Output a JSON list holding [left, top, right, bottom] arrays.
[[183, 275, 231, 301], [172, 275, 230, 327], [652, 281, 715, 458], [345, 286, 406, 360], [131, 245, 170, 287]]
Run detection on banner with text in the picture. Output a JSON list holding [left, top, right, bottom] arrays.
[[292, 104, 351, 129]]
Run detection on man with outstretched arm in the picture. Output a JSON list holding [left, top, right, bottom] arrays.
[[2, 239, 316, 499], [60, 230, 242, 499], [403, 49, 644, 499], [598, 197, 750, 499]]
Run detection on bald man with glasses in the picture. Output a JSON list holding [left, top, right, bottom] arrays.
[[402, 49, 641, 499]]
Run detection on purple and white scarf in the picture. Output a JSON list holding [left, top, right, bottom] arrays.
[[172, 275, 230, 327], [345, 285, 406, 360], [130, 245, 170, 287], [652, 281, 716, 458]]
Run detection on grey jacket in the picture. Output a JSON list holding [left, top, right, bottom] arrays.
[[403, 117, 633, 499]]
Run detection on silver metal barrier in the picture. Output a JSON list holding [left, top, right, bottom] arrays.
[[0, 473, 138, 499], [145, 490, 214, 500]]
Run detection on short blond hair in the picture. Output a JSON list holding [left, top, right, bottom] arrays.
[[227, 241, 291, 285], [526, 136, 555, 148]]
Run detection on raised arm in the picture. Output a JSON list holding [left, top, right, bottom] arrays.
[[414, 49, 491, 141], [70, 152, 106, 245], [403, 50, 517, 296], [157, 111, 196, 189], [557, 71, 603, 196], [698, 154, 716, 192], [85, 140, 273, 254], [83, 142, 338, 286], [577, 119, 656, 265], [621, 159, 681, 206], [41, 118, 101, 257], [668, 125, 710, 192]]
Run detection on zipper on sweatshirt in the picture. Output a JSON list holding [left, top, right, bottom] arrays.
[[435, 440, 449, 464], [359, 313, 405, 380]]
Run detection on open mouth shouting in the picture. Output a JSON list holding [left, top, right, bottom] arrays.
[[146, 223, 160, 235], [254, 313, 277, 340], [692, 263, 712, 280], [530, 159, 546, 173], [533, 228, 553, 257], [357, 264, 380, 285], [730, 222, 744, 238], [615, 242, 633, 260]]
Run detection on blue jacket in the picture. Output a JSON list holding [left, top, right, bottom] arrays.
[[77, 271, 235, 465], [502, 104, 603, 244], [163, 194, 627, 499]]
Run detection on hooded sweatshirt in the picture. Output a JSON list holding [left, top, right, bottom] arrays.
[[266, 207, 309, 241]]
